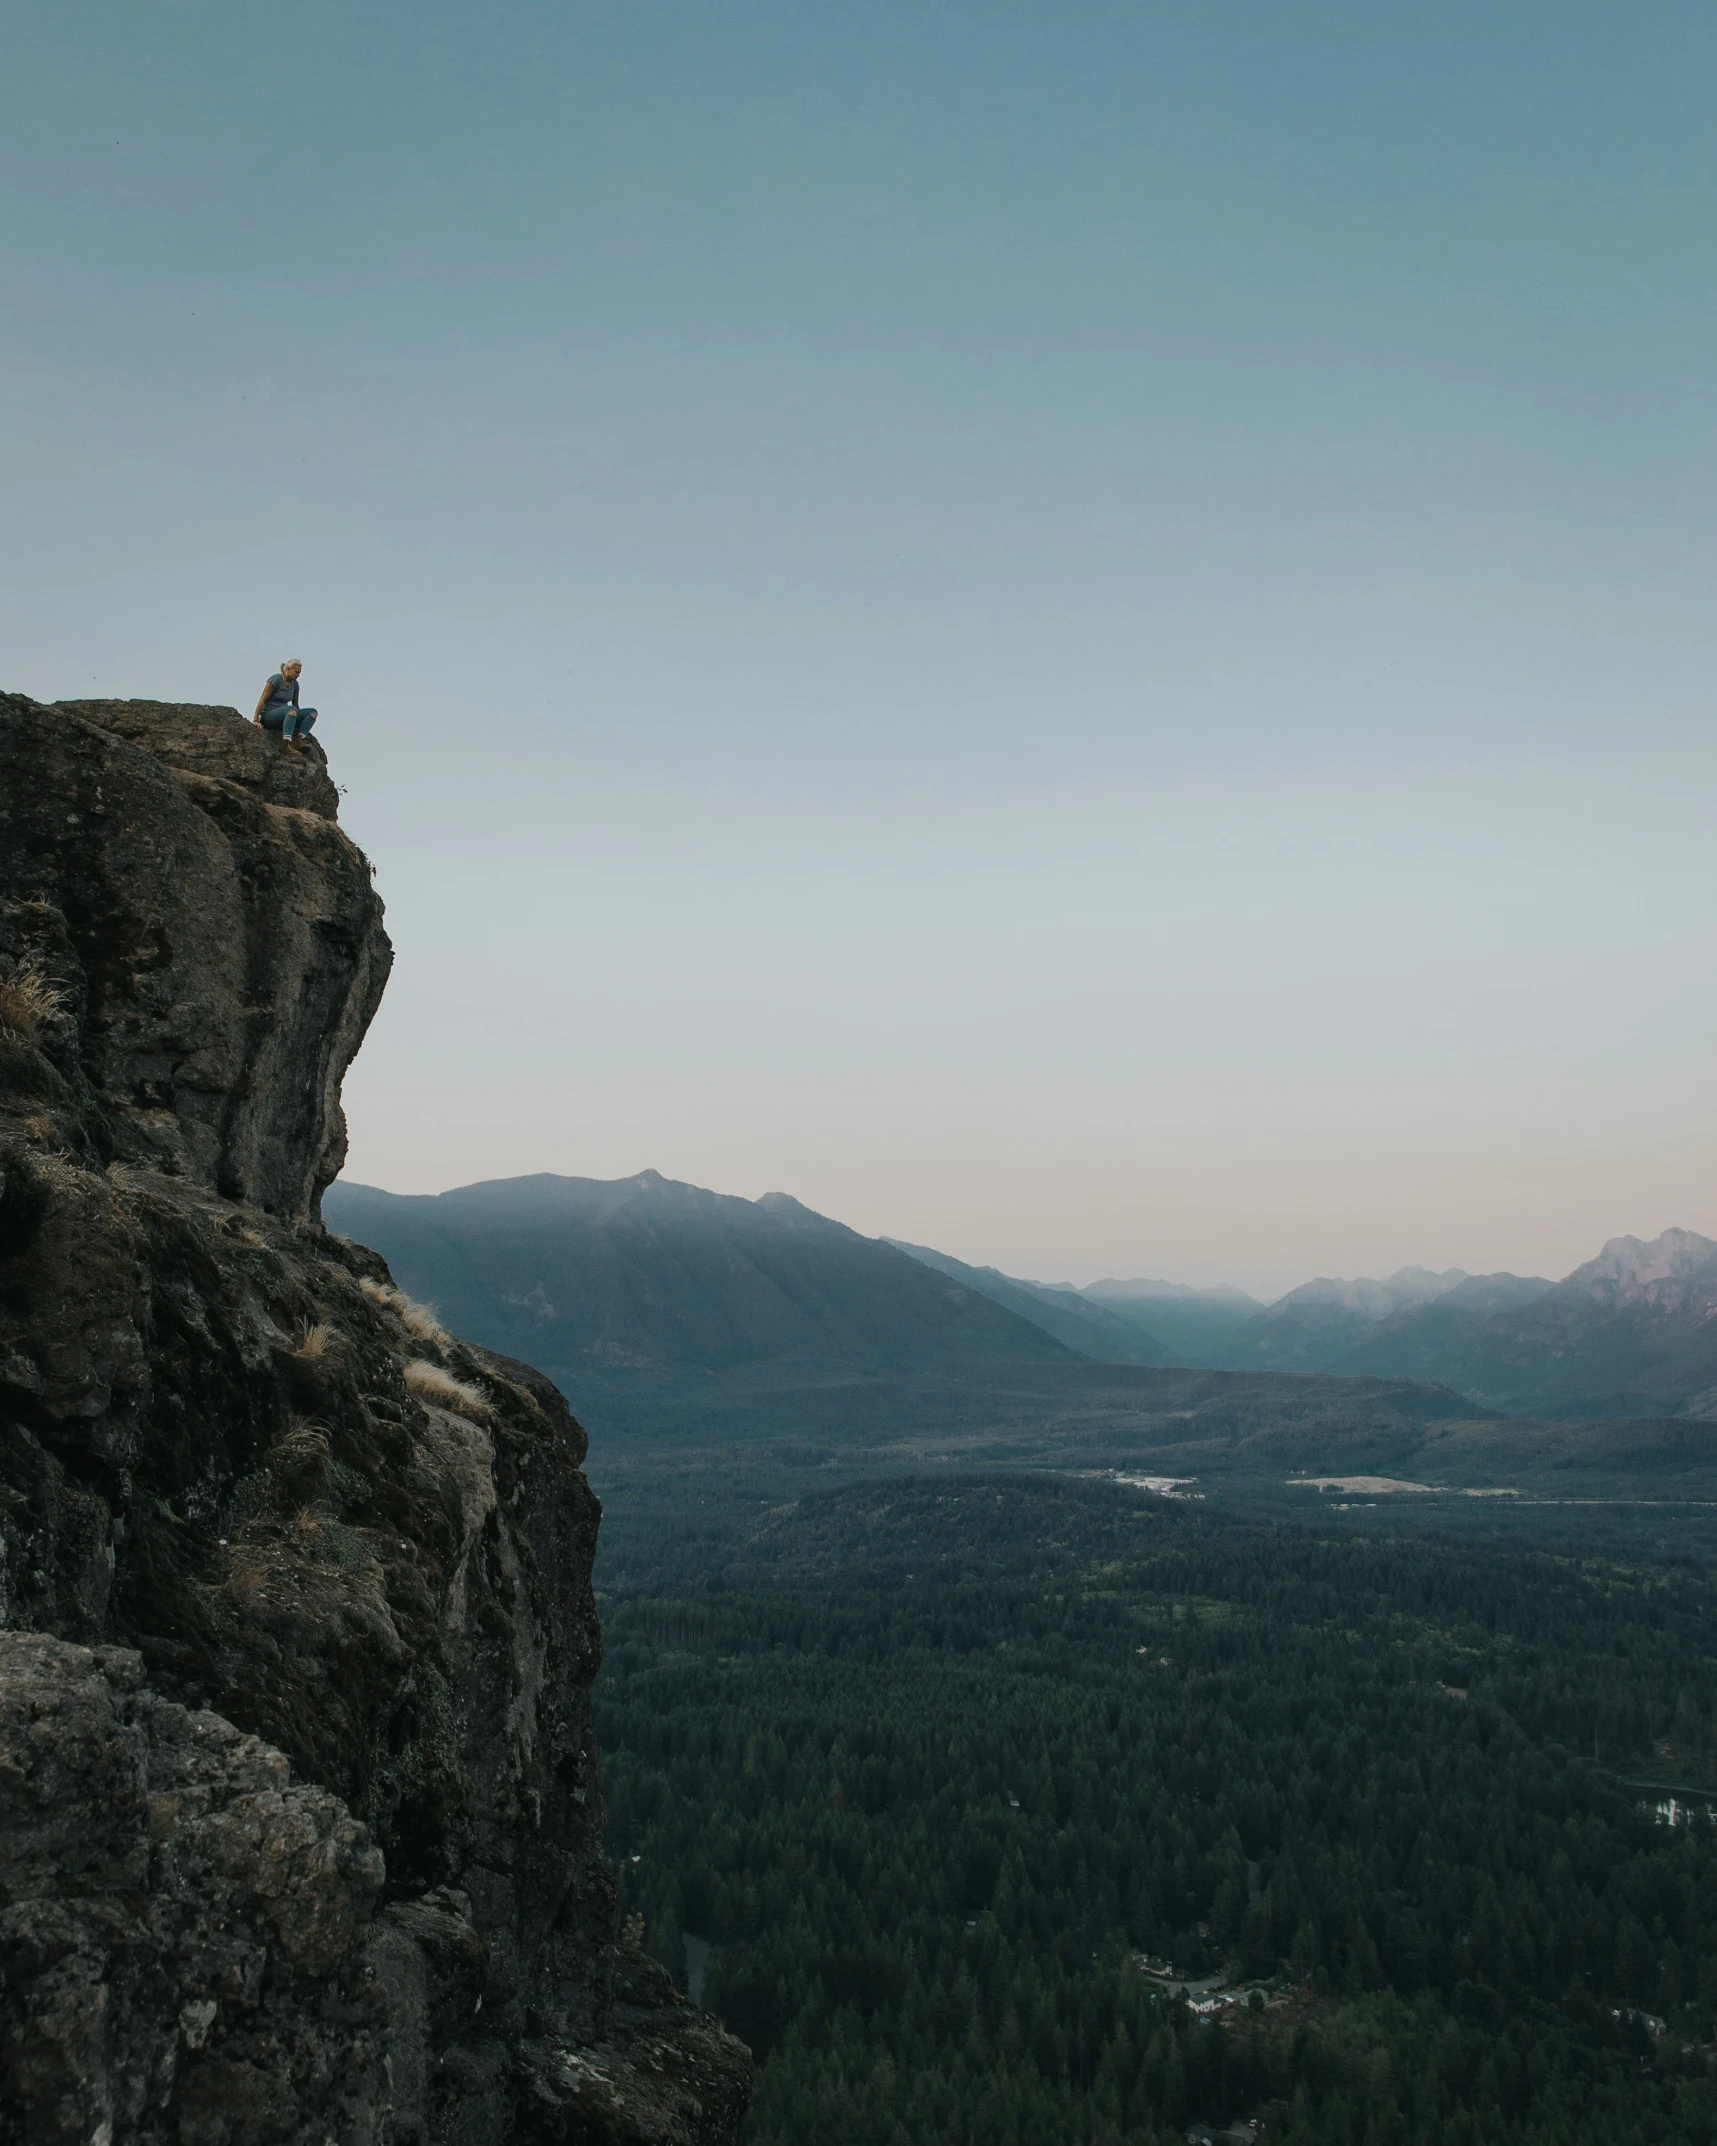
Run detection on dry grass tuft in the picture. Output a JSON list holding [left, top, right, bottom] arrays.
[[402, 1358, 491, 1420], [294, 1320, 335, 1359], [359, 1277, 449, 1343], [216, 1546, 273, 1604], [269, 1422, 333, 1508], [398, 1296, 447, 1342], [0, 961, 64, 1040]]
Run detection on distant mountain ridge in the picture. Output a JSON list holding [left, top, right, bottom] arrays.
[[324, 1174, 1492, 1476], [903, 1260, 1486, 1375], [1226, 1264, 1474, 1374], [897, 1230, 1717, 1419], [325, 1174, 1717, 1425], [880, 1241, 1186, 1367], [325, 1170, 1078, 1377], [1332, 1273, 1556, 1386], [1403, 1229, 1717, 1420], [1079, 1278, 1263, 1365]]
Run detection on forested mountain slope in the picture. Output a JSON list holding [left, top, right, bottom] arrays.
[[326, 1175, 1488, 1474], [1331, 1270, 1557, 1383], [884, 1239, 1185, 1366], [1384, 1228, 1717, 1419], [991, 1235, 1717, 1420], [1209, 1230, 1717, 1418], [1160, 1234, 1717, 1417], [1213, 1265, 1474, 1371], [1080, 1277, 1264, 1365], [328, 1175, 1717, 1432], [325, 1171, 1078, 1375]]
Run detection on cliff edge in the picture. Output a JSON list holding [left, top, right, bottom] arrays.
[[0, 694, 750, 2144]]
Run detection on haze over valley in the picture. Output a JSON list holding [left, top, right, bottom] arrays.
[[326, 1171, 1717, 1500]]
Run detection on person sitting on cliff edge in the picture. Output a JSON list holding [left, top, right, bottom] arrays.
[[253, 659, 322, 755]]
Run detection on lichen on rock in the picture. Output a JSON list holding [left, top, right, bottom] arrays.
[[0, 693, 750, 2144]]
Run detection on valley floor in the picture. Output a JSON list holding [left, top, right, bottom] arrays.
[[595, 1472, 1717, 2146]]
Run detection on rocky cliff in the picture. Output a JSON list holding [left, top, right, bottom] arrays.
[[0, 693, 750, 2144]]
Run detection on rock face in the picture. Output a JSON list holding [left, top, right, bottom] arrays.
[[0, 697, 387, 1223], [0, 694, 750, 2144], [0, 1633, 390, 2144]]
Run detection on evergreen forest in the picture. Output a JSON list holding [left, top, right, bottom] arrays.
[[595, 1474, 1717, 2145]]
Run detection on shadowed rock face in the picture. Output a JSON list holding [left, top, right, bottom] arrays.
[[0, 696, 749, 2144], [0, 1632, 391, 2144], [0, 694, 387, 1221]]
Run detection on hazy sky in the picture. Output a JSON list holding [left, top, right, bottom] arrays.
[[5, 2, 1715, 1294]]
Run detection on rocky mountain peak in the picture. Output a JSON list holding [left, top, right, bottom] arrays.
[[1569, 1227, 1717, 1312]]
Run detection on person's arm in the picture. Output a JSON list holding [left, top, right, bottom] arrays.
[[253, 679, 274, 723]]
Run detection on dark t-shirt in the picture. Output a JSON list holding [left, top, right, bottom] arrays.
[[260, 671, 300, 715]]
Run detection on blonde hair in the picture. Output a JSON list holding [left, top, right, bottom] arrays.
[[282, 657, 302, 670]]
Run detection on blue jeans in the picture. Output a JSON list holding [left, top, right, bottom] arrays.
[[282, 706, 317, 742]]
